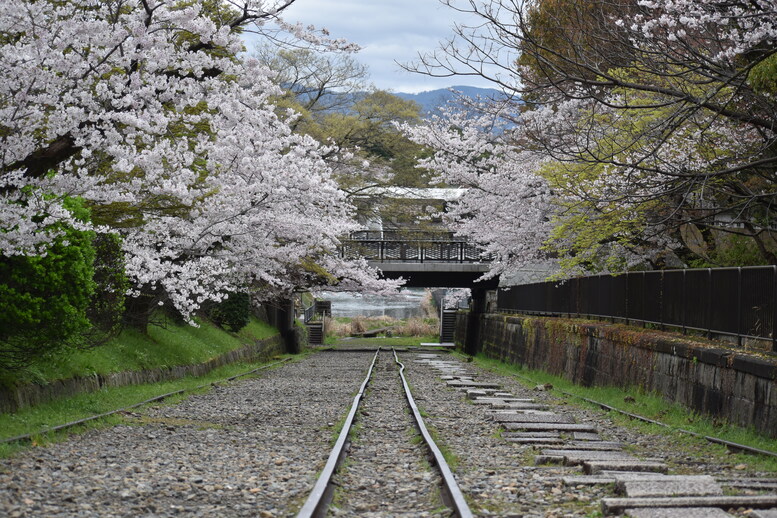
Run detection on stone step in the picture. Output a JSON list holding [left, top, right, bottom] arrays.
[[718, 479, 777, 490], [540, 449, 636, 466], [502, 422, 599, 432], [466, 389, 499, 399], [493, 413, 575, 424], [502, 431, 561, 439], [470, 398, 503, 405], [566, 441, 624, 450], [536, 440, 622, 451], [624, 507, 735, 517], [602, 495, 777, 514], [446, 380, 502, 388], [563, 475, 617, 486], [584, 460, 668, 475], [563, 472, 671, 487], [473, 396, 535, 403], [751, 510, 777, 518], [617, 475, 723, 497], [606, 471, 671, 478], [491, 402, 550, 410], [489, 409, 556, 416], [573, 432, 602, 441], [504, 437, 566, 445]]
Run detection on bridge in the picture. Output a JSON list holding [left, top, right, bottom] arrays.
[[339, 229, 497, 348], [340, 230, 499, 289]]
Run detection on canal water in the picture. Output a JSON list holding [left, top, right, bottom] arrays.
[[319, 288, 428, 319]]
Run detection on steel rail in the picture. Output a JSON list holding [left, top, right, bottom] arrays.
[[1, 357, 291, 445], [393, 348, 474, 518], [296, 348, 382, 518], [505, 369, 777, 459]]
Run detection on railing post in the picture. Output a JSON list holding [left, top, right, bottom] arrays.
[[659, 271, 664, 331], [772, 265, 777, 353], [623, 272, 630, 325], [737, 267, 742, 347], [681, 269, 686, 335], [642, 271, 646, 328], [707, 268, 713, 339]]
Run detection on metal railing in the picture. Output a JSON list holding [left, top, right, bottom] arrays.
[[496, 266, 777, 351], [349, 230, 460, 241], [303, 304, 317, 324], [303, 300, 331, 323], [340, 230, 489, 263]]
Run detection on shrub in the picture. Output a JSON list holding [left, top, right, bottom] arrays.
[[210, 292, 251, 332], [0, 224, 96, 369]]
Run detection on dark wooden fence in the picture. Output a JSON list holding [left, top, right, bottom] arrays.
[[497, 266, 777, 351]]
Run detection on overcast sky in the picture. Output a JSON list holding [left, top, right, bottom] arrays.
[[248, 0, 496, 94]]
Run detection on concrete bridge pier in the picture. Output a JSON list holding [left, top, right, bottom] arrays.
[[267, 298, 300, 354], [465, 288, 487, 356]]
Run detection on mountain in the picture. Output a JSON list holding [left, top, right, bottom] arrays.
[[393, 85, 506, 116]]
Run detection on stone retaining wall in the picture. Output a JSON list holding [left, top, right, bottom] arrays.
[[456, 313, 777, 438], [0, 335, 283, 414]]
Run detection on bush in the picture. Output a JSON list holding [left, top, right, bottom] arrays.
[[0, 225, 96, 369], [210, 292, 251, 332]]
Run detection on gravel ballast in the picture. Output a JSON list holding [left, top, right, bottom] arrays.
[[0, 352, 371, 518]]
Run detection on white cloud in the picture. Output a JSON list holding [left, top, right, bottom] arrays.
[[264, 0, 496, 93]]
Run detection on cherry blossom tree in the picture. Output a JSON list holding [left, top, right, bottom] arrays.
[[409, 0, 777, 269], [0, 0, 399, 325], [402, 107, 555, 278]]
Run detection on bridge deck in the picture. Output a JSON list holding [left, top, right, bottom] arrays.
[[342, 231, 496, 287]]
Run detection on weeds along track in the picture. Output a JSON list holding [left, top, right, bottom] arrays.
[[296, 348, 472, 517]]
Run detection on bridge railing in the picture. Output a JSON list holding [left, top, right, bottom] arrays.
[[349, 230, 460, 241], [340, 230, 489, 263], [497, 265, 777, 351]]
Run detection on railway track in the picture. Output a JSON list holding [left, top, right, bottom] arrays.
[[297, 348, 472, 517], [2, 346, 776, 517]]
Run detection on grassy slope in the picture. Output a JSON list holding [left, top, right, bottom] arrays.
[[0, 317, 283, 456], [0, 359, 296, 457], [6, 316, 277, 386]]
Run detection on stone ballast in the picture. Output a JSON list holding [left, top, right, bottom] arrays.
[[458, 313, 777, 438]]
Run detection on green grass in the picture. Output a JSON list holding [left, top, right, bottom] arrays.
[[469, 353, 777, 472], [4, 316, 277, 386], [0, 357, 293, 458]]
